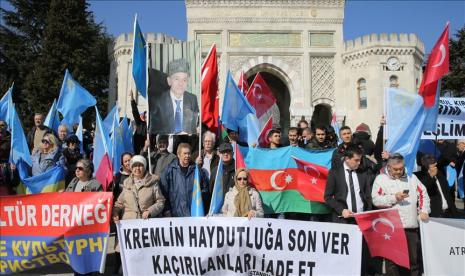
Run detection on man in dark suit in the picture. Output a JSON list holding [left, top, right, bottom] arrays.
[[150, 58, 199, 135], [325, 143, 375, 275], [415, 154, 458, 218], [325, 143, 373, 223]]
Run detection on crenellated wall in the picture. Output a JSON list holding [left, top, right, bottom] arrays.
[[340, 32, 425, 134], [108, 33, 180, 118]]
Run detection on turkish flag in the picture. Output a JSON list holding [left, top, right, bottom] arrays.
[[201, 44, 219, 133], [353, 209, 410, 269], [257, 116, 273, 147], [234, 143, 246, 170], [419, 24, 449, 107], [292, 156, 328, 202], [238, 70, 249, 95], [95, 153, 114, 191], [246, 73, 276, 118]]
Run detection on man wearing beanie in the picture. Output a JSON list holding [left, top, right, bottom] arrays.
[[150, 58, 199, 135]]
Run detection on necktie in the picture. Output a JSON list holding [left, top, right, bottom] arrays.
[[174, 99, 182, 133], [347, 169, 357, 213]]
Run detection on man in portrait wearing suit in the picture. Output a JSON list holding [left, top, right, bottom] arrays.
[[150, 58, 199, 135], [324, 143, 374, 274]]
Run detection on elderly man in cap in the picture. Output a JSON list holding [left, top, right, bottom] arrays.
[[151, 58, 199, 135], [210, 143, 236, 197]]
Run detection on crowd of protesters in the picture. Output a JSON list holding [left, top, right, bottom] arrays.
[[0, 111, 464, 275]]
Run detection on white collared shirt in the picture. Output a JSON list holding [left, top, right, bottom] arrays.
[[343, 162, 364, 213]]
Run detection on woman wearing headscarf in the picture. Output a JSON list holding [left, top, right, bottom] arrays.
[[112, 155, 165, 273], [31, 132, 65, 176], [65, 159, 102, 192], [220, 168, 264, 219]]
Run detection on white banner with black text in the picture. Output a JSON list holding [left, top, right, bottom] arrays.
[[422, 97, 465, 139], [420, 217, 465, 276], [116, 217, 362, 276]]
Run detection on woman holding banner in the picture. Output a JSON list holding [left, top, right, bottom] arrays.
[[220, 168, 264, 219], [112, 155, 165, 274], [112, 155, 165, 221]]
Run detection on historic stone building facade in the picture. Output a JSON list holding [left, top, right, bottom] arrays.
[[109, 0, 425, 134]]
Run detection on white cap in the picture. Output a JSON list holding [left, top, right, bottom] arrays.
[[130, 155, 147, 169]]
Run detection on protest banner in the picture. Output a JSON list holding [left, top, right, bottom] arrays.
[[421, 97, 465, 139], [117, 217, 362, 275], [0, 192, 113, 274], [420, 217, 465, 276]]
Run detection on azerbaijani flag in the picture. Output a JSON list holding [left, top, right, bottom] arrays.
[[245, 146, 333, 214]]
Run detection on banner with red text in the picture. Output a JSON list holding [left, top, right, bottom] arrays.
[[117, 217, 362, 275], [0, 192, 113, 274]]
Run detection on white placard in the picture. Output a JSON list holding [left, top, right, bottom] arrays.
[[117, 217, 363, 275], [422, 97, 465, 139], [420, 217, 465, 276]]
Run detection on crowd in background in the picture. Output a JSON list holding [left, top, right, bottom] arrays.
[[0, 111, 464, 275]]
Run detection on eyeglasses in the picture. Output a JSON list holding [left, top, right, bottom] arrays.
[[237, 177, 247, 181], [41, 139, 50, 144], [76, 166, 84, 171]]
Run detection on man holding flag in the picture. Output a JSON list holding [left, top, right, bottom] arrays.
[[160, 143, 209, 217], [372, 153, 430, 275], [324, 144, 374, 274]]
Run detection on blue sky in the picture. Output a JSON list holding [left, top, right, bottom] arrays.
[[1, 1, 464, 52], [86, 0, 464, 52]]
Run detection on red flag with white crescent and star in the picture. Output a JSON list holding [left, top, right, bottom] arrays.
[[246, 73, 276, 118], [257, 116, 273, 148], [419, 23, 449, 108], [292, 156, 328, 202], [238, 70, 249, 95], [201, 43, 219, 133], [353, 208, 410, 269]]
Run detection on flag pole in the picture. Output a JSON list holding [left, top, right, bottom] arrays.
[[146, 37, 152, 174]]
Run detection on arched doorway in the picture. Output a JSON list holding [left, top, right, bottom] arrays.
[[246, 70, 291, 133], [311, 103, 332, 128]]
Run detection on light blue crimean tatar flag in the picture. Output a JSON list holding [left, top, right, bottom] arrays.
[[7, 101, 32, 178], [208, 160, 224, 215], [103, 104, 118, 135], [121, 115, 134, 154], [57, 69, 96, 126], [109, 111, 125, 175], [75, 116, 85, 155], [92, 107, 110, 174], [0, 84, 13, 122], [191, 166, 205, 217], [221, 71, 259, 145], [132, 14, 147, 98], [44, 98, 61, 133], [385, 88, 427, 175]]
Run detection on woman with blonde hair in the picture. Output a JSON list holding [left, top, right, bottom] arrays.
[[31, 132, 64, 176], [220, 168, 264, 219]]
